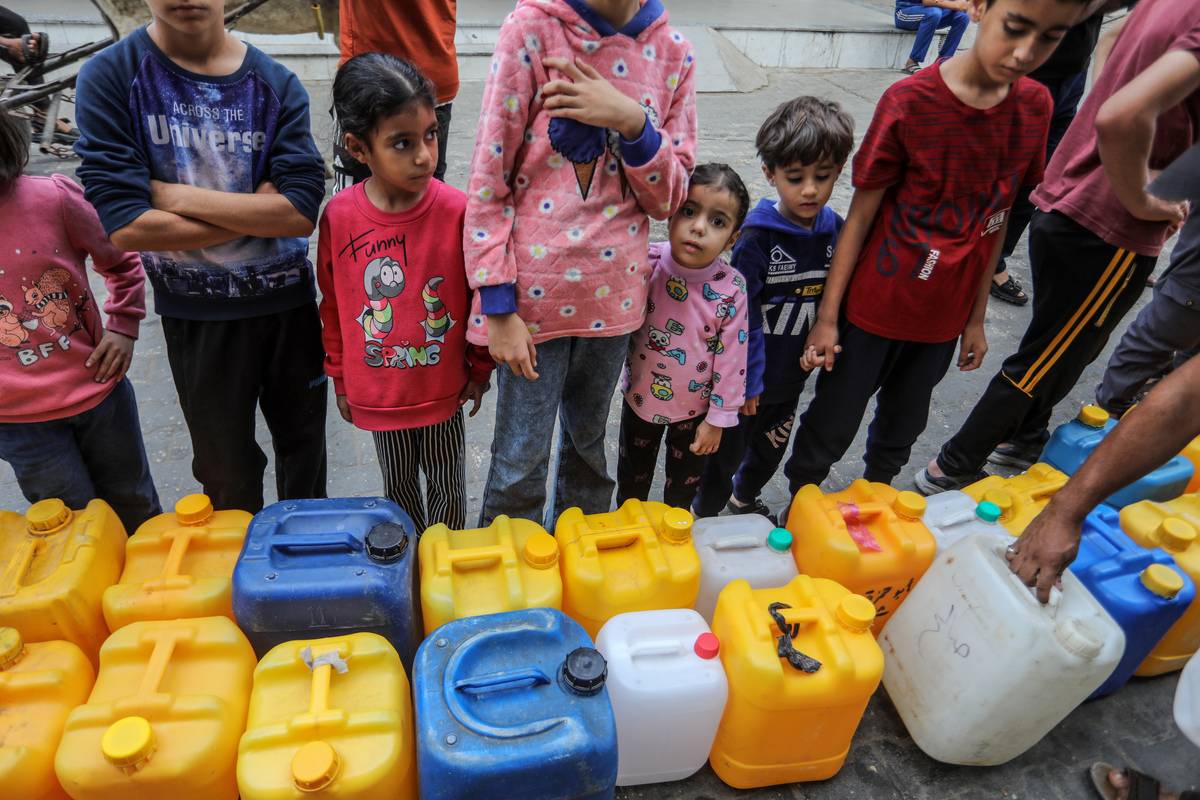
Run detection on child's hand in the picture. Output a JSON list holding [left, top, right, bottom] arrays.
[[958, 323, 988, 371], [805, 320, 843, 372], [541, 57, 648, 141], [336, 394, 353, 423], [740, 396, 759, 416], [800, 345, 823, 372], [459, 380, 491, 417], [87, 330, 134, 383], [488, 313, 539, 380], [690, 421, 722, 456]]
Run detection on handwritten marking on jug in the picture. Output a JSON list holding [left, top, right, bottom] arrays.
[[768, 602, 821, 673], [862, 578, 915, 620], [838, 502, 883, 552], [917, 604, 971, 659]]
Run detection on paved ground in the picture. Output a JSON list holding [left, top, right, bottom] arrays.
[[5, 65, 1195, 799]]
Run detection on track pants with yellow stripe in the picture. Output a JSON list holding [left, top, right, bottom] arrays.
[[936, 210, 1157, 478]]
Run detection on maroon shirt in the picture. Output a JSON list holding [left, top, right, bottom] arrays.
[[846, 61, 1051, 343], [1033, 0, 1200, 256]]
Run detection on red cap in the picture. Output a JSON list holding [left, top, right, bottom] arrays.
[[693, 632, 720, 660]]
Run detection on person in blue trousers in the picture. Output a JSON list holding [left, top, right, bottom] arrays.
[[894, 0, 971, 73]]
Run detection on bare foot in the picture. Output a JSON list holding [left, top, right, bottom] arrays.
[[0, 32, 42, 64], [1108, 768, 1179, 800]]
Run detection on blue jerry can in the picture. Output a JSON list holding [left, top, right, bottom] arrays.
[[1070, 505, 1196, 697], [1043, 406, 1193, 508], [232, 498, 421, 667], [413, 608, 618, 800]]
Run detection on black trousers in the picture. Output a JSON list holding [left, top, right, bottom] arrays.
[[784, 322, 956, 493], [162, 302, 328, 512], [693, 396, 800, 517], [938, 211, 1157, 477], [616, 402, 709, 509], [334, 102, 452, 189]]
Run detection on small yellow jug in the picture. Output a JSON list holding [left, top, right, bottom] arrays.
[[963, 463, 1068, 535]]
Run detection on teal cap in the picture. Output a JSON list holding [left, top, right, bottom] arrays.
[[767, 527, 793, 552], [975, 501, 1002, 524]]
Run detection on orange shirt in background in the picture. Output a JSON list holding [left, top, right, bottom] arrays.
[[338, 0, 459, 104]]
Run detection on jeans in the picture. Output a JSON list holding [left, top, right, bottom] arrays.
[[0, 378, 161, 533], [479, 334, 629, 529], [894, 6, 970, 64]]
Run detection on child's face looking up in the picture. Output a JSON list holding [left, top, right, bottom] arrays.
[[345, 102, 440, 200], [969, 0, 1086, 85], [668, 183, 742, 269], [764, 159, 841, 228]]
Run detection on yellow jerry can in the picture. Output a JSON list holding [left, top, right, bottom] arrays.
[[419, 516, 562, 633], [54, 616, 256, 800], [102, 494, 250, 631], [1181, 437, 1200, 494], [556, 500, 701, 638], [709, 576, 883, 787], [238, 633, 416, 799], [963, 463, 1068, 535], [0, 627, 95, 800], [0, 499, 125, 665]]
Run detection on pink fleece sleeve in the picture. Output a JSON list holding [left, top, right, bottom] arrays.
[[55, 174, 145, 340], [707, 278, 749, 427], [463, 18, 539, 292], [621, 46, 698, 221]]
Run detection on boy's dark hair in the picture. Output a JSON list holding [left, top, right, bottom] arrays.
[[333, 53, 437, 145], [756, 96, 855, 171], [0, 112, 28, 196], [690, 162, 751, 230]]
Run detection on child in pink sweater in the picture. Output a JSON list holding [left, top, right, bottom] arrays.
[[618, 164, 750, 508], [465, 0, 697, 526], [0, 112, 160, 531]]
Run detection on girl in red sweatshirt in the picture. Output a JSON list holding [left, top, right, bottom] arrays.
[[319, 54, 493, 532]]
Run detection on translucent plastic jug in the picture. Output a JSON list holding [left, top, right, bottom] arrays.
[[419, 516, 562, 633], [880, 535, 1124, 766], [1120, 496, 1200, 675], [784, 481, 935, 635], [709, 576, 882, 787], [0, 499, 125, 666], [963, 463, 1068, 535], [238, 632, 416, 800], [692, 515, 798, 623], [0, 627, 94, 800], [1042, 405, 1193, 508], [102, 495, 249, 631], [556, 500, 700, 638], [922, 492, 1011, 553], [594, 609, 727, 786], [54, 616, 256, 800], [1070, 505, 1194, 697], [1176, 653, 1200, 748], [413, 608, 618, 800], [233, 498, 420, 667]]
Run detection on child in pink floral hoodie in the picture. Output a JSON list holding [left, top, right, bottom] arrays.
[[465, 0, 697, 526]]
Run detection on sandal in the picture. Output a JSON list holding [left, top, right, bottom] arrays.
[[990, 275, 1029, 305], [1090, 761, 1200, 800], [902, 60, 921, 75], [18, 32, 49, 65]]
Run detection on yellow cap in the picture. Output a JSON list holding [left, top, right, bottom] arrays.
[[1157, 518, 1198, 552], [523, 532, 559, 569], [893, 491, 926, 520], [292, 740, 340, 792], [1140, 564, 1185, 599], [982, 489, 1014, 520], [25, 498, 72, 534], [659, 507, 693, 544], [836, 595, 877, 632], [174, 493, 214, 526], [1077, 405, 1110, 428], [0, 627, 24, 670], [101, 716, 155, 770]]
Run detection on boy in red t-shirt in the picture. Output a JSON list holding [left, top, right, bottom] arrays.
[[780, 0, 1091, 499]]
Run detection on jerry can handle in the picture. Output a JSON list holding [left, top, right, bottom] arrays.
[[769, 602, 821, 673], [628, 641, 684, 659], [440, 541, 508, 572], [583, 528, 644, 553], [0, 539, 38, 598], [711, 535, 763, 551], [270, 532, 360, 554], [453, 668, 551, 696], [1000, 545, 1062, 613]]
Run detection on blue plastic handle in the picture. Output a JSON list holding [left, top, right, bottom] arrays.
[[453, 669, 551, 696], [269, 532, 361, 554]]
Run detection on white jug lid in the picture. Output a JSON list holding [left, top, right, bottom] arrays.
[[1054, 618, 1103, 660]]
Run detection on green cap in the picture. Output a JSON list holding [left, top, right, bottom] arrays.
[[975, 501, 1002, 524], [767, 527, 793, 552]]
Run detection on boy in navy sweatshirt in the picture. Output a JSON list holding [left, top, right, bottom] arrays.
[[693, 97, 852, 518], [74, 0, 328, 512]]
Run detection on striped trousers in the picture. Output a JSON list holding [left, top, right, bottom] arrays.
[[937, 211, 1157, 477], [372, 410, 466, 533]]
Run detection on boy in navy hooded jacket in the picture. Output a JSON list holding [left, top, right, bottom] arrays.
[[693, 97, 852, 518]]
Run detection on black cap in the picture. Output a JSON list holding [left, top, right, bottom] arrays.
[[365, 522, 409, 563], [561, 647, 607, 695]]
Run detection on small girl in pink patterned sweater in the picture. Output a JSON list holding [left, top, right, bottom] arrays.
[[465, 0, 698, 526], [618, 164, 750, 509]]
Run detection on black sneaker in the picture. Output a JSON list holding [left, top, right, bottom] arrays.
[[913, 467, 987, 496], [987, 441, 1041, 470], [990, 276, 1029, 306], [726, 496, 773, 517]]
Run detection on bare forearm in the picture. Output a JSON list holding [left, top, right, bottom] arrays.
[[157, 184, 315, 238], [816, 188, 884, 323], [1096, 111, 1154, 215], [967, 218, 1007, 326], [110, 209, 244, 252]]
